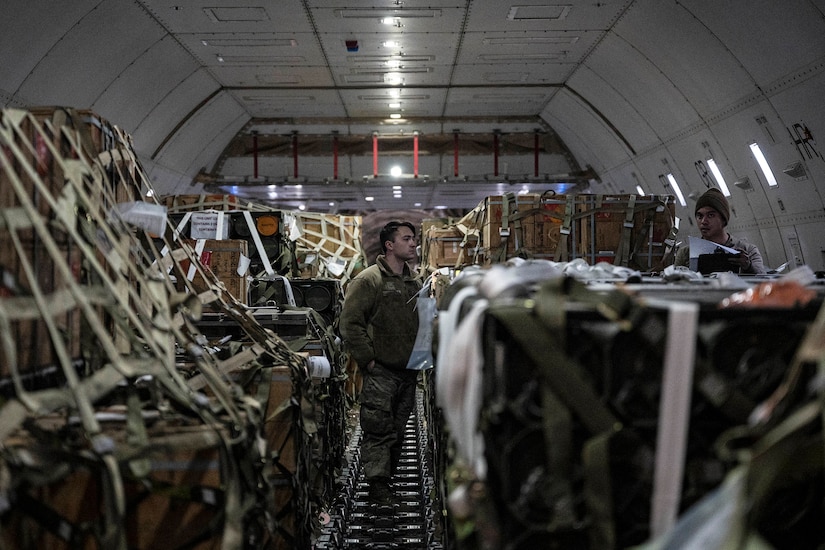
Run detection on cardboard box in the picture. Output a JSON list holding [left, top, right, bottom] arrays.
[[179, 239, 249, 306]]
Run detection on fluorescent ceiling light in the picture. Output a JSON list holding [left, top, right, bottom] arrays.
[[482, 36, 579, 45], [365, 196, 375, 202], [388, 102, 401, 108], [383, 41, 398, 48], [338, 9, 440, 18], [392, 185, 402, 190], [390, 166, 403, 177], [706, 159, 731, 196], [749, 142, 778, 186], [635, 185, 645, 196], [667, 173, 687, 206], [390, 113, 402, 119]]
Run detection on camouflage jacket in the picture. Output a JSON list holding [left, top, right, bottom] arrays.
[[339, 255, 423, 370]]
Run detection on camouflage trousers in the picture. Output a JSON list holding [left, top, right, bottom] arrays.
[[360, 364, 419, 480]]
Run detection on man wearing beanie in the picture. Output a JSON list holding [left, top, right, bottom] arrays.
[[674, 188, 766, 274]]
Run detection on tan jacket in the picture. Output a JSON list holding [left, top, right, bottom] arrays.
[[674, 235, 766, 274]]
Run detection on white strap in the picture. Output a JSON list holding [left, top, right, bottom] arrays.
[[243, 210, 274, 277], [651, 300, 699, 537], [215, 211, 225, 240], [187, 239, 207, 281]]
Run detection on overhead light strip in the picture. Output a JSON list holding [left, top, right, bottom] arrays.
[[482, 36, 579, 45], [337, 9, 442, 18], [749, 142, 779, 186]]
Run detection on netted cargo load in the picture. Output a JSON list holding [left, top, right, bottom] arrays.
[[0, 108, 346, 549], [420, 192, 677, 272]]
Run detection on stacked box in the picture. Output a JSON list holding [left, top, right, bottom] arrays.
[[294, 213, 363, 280], [0, 108, 128, 376], [298, 214, 360, 257], [575, 194, 676, 271], [481, 193, 565, 262], [0, 421, 236, 550], [178, 239, 249, 306], [469, 193, 676, 270], [424, 225, 474, 268], [163, 194, 240, 212]]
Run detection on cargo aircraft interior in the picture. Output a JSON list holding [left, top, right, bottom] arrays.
[[1, 1, 825, 549]]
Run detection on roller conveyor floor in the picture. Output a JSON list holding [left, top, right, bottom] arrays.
[[316, 388, 445, 549]]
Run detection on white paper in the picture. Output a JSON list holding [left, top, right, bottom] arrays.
[[688, 236, 740, 257], [237, 254, 251, 276]]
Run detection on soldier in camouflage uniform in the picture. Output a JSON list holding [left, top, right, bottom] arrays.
[[339, 221, 422, 506]]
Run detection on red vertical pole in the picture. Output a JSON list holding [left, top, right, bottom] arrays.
[[333, 134, 339, 180], [413, 132, 419, 178], [453, 131, 459, 177], [534, 131, 540, 177], [292, 132, 298, 178], [252, 132, 259, 179], [493, 132, 499, 177], [373, 132, 378, 177]]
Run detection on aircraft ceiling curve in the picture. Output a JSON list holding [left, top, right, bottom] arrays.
[[2, 0, 825, 270]]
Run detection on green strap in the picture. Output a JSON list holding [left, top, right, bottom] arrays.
[[583, 431, 616, 549], [554, 195, 575, 262], [487, 302, 618, 435], [494, 193, 515, 263]]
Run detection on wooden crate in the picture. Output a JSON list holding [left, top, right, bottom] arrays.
[[163, 194, 240, 212], [481, 193, 565, 262], [0, 421, 235, 550], [423, 225, 469, 268], [575, 194, 676, 271], [473, 193, 676, 269], [177, 239, 249, 306]]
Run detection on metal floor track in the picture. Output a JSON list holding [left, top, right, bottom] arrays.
[[316, 388, 444, 549]]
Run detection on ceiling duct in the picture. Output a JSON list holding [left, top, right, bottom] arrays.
[[733, 176, 753, 191], [782, 161, 807, 179]]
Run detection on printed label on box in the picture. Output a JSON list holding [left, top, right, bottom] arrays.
[[190, 212, 229, 240]]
